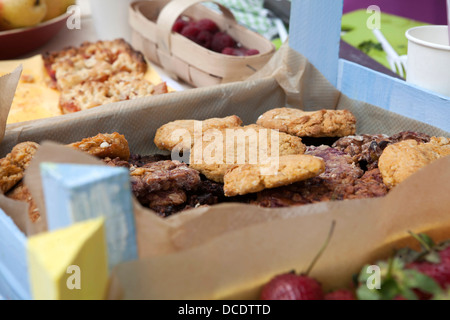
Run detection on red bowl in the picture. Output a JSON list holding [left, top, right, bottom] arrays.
[[0, 12, 71, 60]]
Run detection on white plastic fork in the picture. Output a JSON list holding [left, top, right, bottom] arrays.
[[372, 28, 408, 78]]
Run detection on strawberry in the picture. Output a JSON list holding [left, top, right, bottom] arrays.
[[260, 221, 336, 300], [356, 232, 446, 300], [260, 272, 324, 300], [324, 289, 356, 300], [402, 233, 450, 298], [406, 246, 450, 290]]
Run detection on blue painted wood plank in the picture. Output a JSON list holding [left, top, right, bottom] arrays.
[[337, 59, 450, 132], [289, 0, 344, 86], [40, 163, 138, 271], [0, 210, 31, 300]]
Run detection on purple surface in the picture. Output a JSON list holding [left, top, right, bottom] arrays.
[[344, 0, 447, 25]]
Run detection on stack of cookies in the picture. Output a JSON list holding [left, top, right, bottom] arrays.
[[2, 107, 448, 219]]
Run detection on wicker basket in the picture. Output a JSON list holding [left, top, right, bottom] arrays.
[[129, 0, 276, 87]]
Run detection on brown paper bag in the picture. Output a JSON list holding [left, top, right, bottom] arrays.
[[0, 66, 21, 142]]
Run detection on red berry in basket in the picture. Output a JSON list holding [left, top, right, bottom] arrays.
[[221, 47, 260, 56], [181, 24, 200, 42], [324, 289, 356, 300], [245, 49, 260, 56], [172, 17, 189, 33], [195, 30, 214, 49], [260, 273, 324, 300], [195, 18, 219, 34], [221, 47, 237, 56], [211, 32, 237, 53]]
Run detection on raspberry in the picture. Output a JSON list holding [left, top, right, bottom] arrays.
[[260, 273, 324, 300], [245, 49, 260, 56], [172, 17, 189, 33], [221, 47, 260, 56], [221, 47, 236, 56], [195, 30, 214, 49], [211, 32, 237, 53], [195, 19, 219, 34], [181, 25, 200, 42]]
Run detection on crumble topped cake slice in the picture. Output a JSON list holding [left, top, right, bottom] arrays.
[[42, 39, 168, 114]]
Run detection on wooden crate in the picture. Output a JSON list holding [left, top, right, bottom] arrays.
[[289, 0, 449, 132]]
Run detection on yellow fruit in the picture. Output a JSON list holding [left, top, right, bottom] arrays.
[[43, 0, 75, 21], [0, 0, 47, 29]]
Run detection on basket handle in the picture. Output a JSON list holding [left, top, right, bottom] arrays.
[[155, 0, 237, 53]]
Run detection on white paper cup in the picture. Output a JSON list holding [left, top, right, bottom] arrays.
[[447, 0, 450, 45], [405, 25, 450, 97], [90, 0, 134, 42]]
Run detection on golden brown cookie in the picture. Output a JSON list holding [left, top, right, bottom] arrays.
[[256, 108, 357, 138], [430, 137, 450, 157], [189, 124, 307, 183], [154, 115, 243, 151], [378, 137, 450, 189], [223, 154, 326, 196], [0, 142, 40, 194], [68, 132, 130, 161], [6, 182, 40, 223]]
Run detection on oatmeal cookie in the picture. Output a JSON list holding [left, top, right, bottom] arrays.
[[189, 125, 307, 183], [256, 108, 357, 138], [68, 132, 130, 161], [333, 131, 432, 170], [223, 154, 325, 197], [6, 182, 40, 223], [0, 142, 40, 194], [378, 137, 450, 189], [154, 115, 243, 151]]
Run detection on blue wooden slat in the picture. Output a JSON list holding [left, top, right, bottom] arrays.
[[41, 163, 138, 271], [289, 0, 344, 86], [338, 59, 450, 132], [0, 210, 31, 300]]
